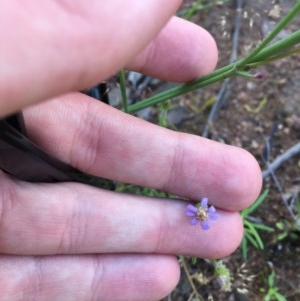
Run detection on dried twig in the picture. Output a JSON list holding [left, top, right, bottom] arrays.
[[262, 142, 300, 179], [180, 257, 202, 301], [262, 142, 300, 220]]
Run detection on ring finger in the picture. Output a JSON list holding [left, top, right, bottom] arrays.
[[0, 172, 242, 258]]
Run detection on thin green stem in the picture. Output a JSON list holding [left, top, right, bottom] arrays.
[[237, 0, 300, 67], [241, 189, 269, 217], [118, 69, 128, 113], [127, 4, 300, 113], [246, 47, 300, 68], [178, 0, 233, 18], [244, 219, 264, 249], [183, 0, 203, 20], [247, 29, 300, 63], [127, 66, 235, 113]]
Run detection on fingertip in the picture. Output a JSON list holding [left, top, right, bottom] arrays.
[[196, 141, 263, 212], [163, 17, 219, 80], [171, 19, 219, 80], [244, 149, 263, 202], [226, 147, 263, 211], [127, 16, 218, 82], [211, 212, 244, 258], [152, 255, 180, 299], [191, 25, 218, 78]]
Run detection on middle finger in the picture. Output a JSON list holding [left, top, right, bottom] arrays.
[[24, 94, 262, 212]]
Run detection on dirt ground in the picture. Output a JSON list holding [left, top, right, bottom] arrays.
[[154, 1, 300, 300]]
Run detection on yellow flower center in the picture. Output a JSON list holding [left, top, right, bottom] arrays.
[[196, 207, 208, 221]]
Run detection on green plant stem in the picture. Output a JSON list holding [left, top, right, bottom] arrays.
[[237, 0, 300, 68], [127, 66, 235, 113], [127, 4, 300, 114], [246, 46, 300, 68], [178, 0, 233, 18], [244, 219, 264, 249], [118, 69, 128, 113], [249, 29, 300, 63], [128, 29, 300, 113], [241, 189, 269, 217], [183, 0, 203, 20], [241, 236, 248, 260]]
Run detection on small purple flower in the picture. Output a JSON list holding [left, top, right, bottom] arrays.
[[185, 197, 218, 230]]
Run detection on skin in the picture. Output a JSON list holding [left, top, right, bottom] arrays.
[[0, 1, 262, 300]]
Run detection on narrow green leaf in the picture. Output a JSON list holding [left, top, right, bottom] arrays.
[[264, 295, 271, 301], [251, 223, 274, 232], [244, 220, 264, 249], [274, 292, 287, 301], [244, 230, 259, 248], [241, 236, 248, 260], [118, 69, 128, 113], [241, 189, 269, 217], [191, 257, 198, 265], [268, 271, 275, 287]]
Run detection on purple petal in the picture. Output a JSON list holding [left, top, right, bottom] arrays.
[[209, 212, 219, 220], [186, 204, 198, 213], [208, 206, 216, 214], [189, 218, 198, 226], [200, 220, 210, 230], [185, 210, 196, 217], [201, 197, 208, 208], [208, 206, 218, 220]]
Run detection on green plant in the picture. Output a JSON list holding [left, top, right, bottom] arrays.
[[275, 197, 300, 241], [115, 182, 174, 198], [158, 100, 172, 128], [119, 1, 300, 113], [241, 189, 274, 260], [260, 270, 287, 301], [179, 0, 233, 20], [211, 260, 232, 292]]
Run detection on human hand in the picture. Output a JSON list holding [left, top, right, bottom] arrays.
[[0, 1, 262, 300]]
